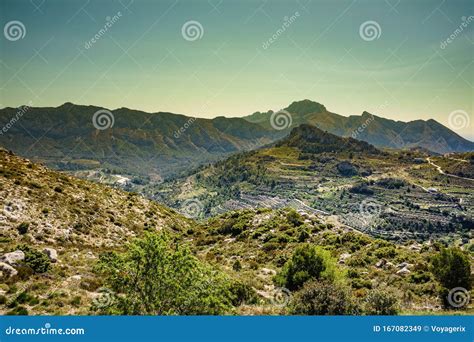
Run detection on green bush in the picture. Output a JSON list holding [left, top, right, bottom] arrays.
[[374, 246, 396, 259], [364, 289, 398, 315], [16, 245, 50, 274], [430, 247, 471, 290], [286, 209, 304, 227], [229, 281, 258, 306], [95, 232, 233, 315], [275, 244, 341, 291], [430, 247, 471, 308], [232, 260, 242, 272], [17, 222, 29, 235], [6, 306, 28, 315], [290, 280, 356, 315]]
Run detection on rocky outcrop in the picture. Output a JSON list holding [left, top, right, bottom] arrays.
[[43, 248, 58, 263], [0, 262, 18, 277], [1, 250, 25, 266]]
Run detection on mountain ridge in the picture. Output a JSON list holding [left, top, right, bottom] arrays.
[[0, 100, 472, 181], [243, 100, 473, 153]]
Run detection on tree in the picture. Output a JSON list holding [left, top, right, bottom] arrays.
[[364, 289, 399, 315], [430, 247, 472, 308], [95, 232, 233, 315], [275, 244, 341, 291], [431, 247, 471, 290], [290, 280, 355, 315]]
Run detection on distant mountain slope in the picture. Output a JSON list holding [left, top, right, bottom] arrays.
[[0, 103, 280, 178], [244, 100, 474, 153], [277, 124, 380, 155]]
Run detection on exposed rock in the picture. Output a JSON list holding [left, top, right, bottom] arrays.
[[43, 248, 58, 262], [396, 262, 413, 269], [375, 259, 387, 268], [1, 250, 25, 266], [338, 253, 351, 264], [397, 267, 411, 275], [260, 268, 277, 276], [409, 244, 422, 251], [86, 251, 96, 259], [0, 262, 18, 277]]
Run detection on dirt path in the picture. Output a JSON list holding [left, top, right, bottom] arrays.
[[426, 157, 474, 181]]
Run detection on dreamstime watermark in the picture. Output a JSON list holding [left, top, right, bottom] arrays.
[[447, 287, 470, 308], [3, 20, 26, 41], [5, 323, 85, 336], [270, 110, 293, 130], [92, 109, 115, 130], [173, 117, 197, 139], [181, 20, 204, 41], [181, 198, 204, 219], [262, 12, 300, 49], [352, 102, 389, 139], [440, 16, 474, 49], [92, 287, 116, 309], [84, 12, 123, 49], [351, 114, 375, 139], [448, 110, 470, 131], [359, 21, 382, 41], [270, 287, 292, 307], [359, 198, 382, 218], [0, 101, 33, 136]]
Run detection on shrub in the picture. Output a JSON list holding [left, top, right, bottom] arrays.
[[290, 280, 356, 315], [6, 306, 28, 315], [364, 289, 398, 315], [287, 210, 304, 227], [430, 247, 471, 308], [232, 260, 242, 272], [376, 178, 407, 189], [95, 232, 233, 315], [16, 245, 50, 274], [17, 223, 29, 235], [275, 245, 341, 291], [229, 281, 258, 306], [349, 182, 373, 195], [430, 247, 471, 290], [374, 246, 396, 259]]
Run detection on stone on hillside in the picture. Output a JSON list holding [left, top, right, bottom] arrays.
[[1, 250, 25, 266], [86, 251, 96, 259], [397, 267, 411, 275], [43, 248, 58, 262], [338, 253, 351, 264], [260, 268, 276, 276], [375, 259, 386, 268], [409, 244, 422, 251], [0, 262, 18, 277], [396, 262, 412, 269]]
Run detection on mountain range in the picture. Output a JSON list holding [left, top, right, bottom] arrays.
[[0, 100, 472, 179], [244, 100, 474, 153]]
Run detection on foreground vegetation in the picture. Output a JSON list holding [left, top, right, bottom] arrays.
[[0, 148, 472, 315]]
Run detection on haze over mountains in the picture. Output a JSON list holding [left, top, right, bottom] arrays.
[[0, 100, 472, 178]]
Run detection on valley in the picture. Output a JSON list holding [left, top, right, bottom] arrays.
[[152, 125, 473, 244], [0, 148, 472, 316]]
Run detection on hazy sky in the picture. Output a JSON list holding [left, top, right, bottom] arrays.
[[1, 0, 473, 139]]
